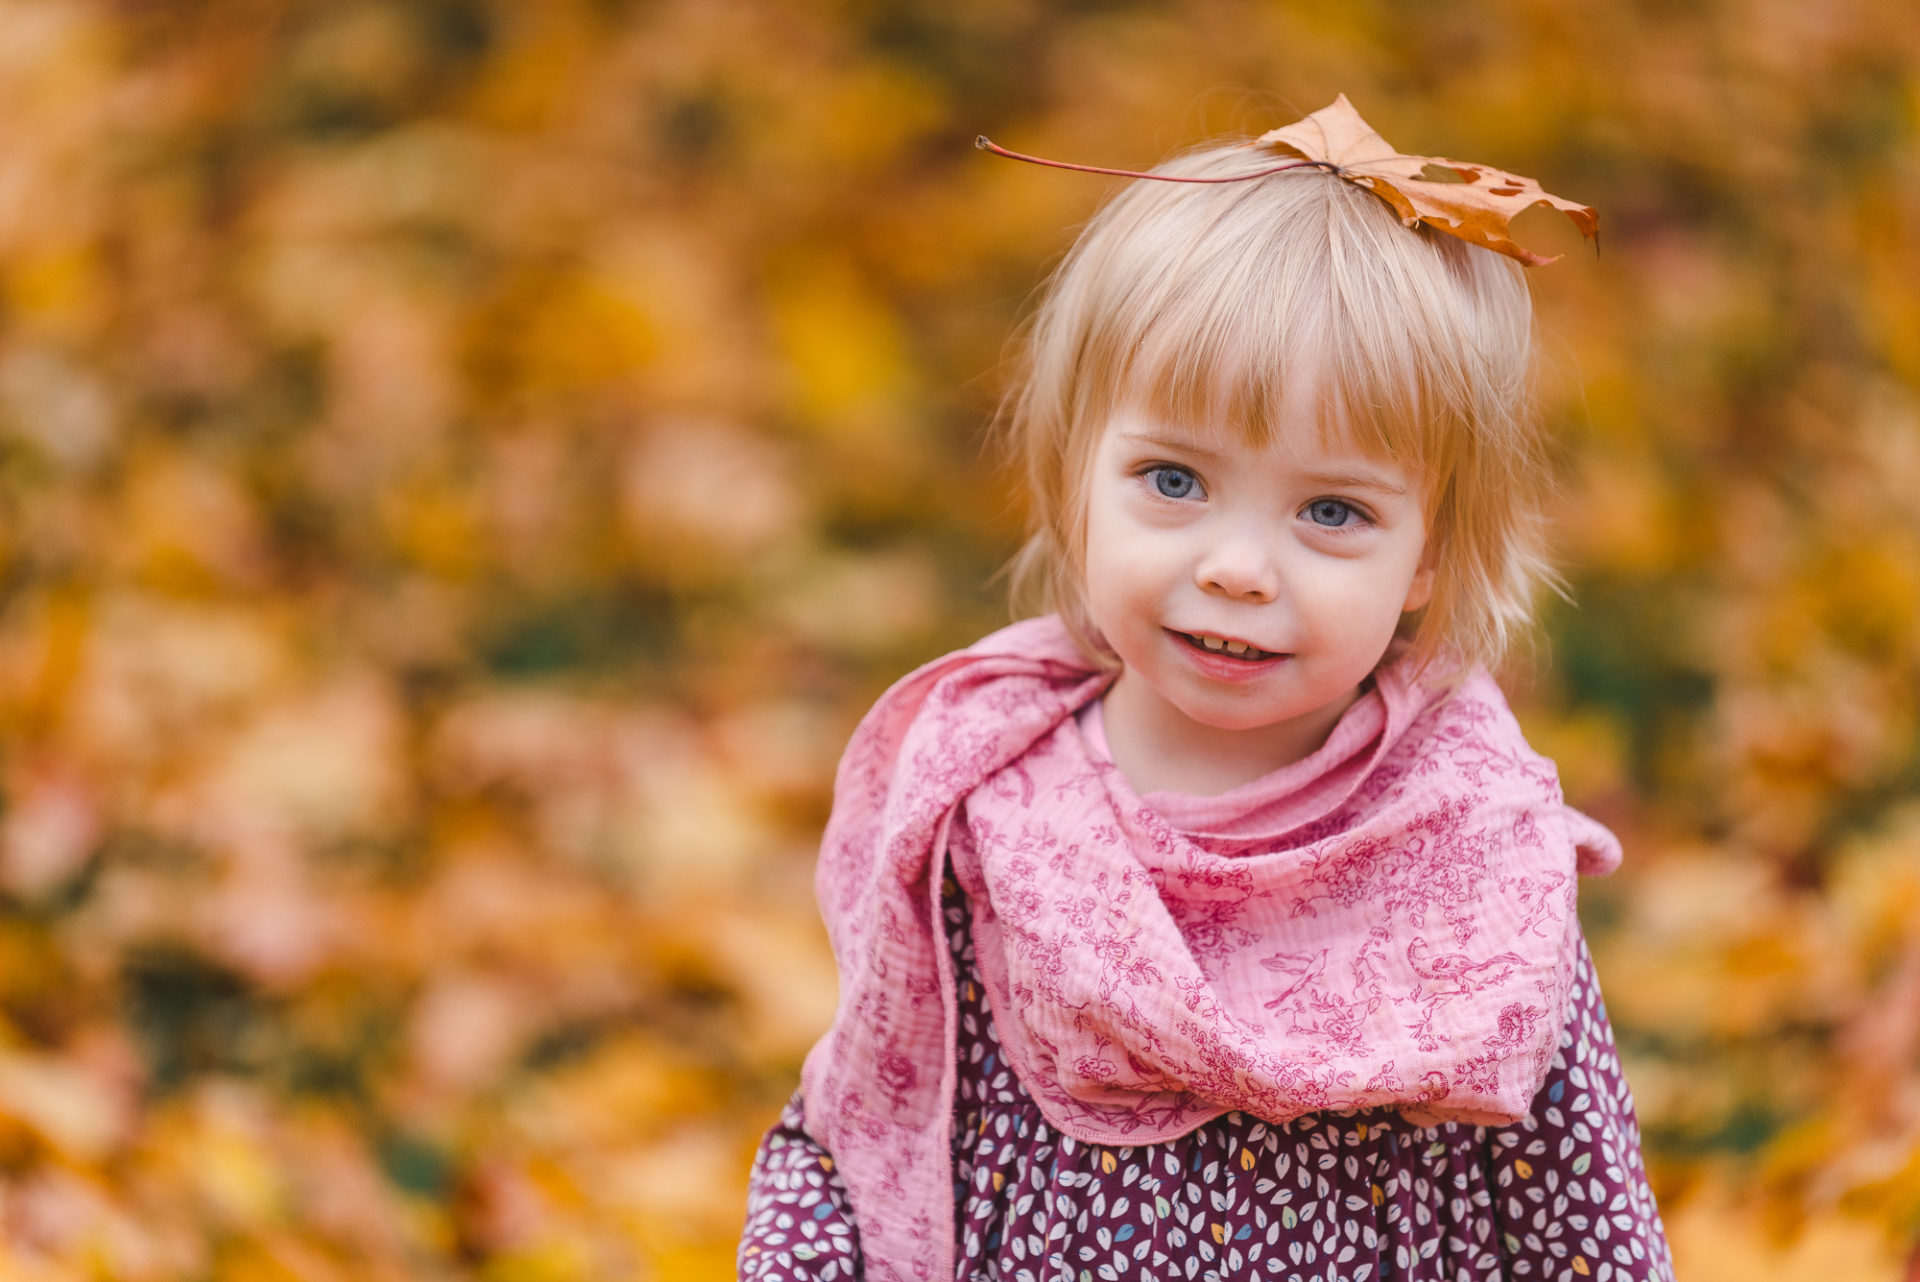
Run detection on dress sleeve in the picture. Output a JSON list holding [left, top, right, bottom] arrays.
[[1486, 934, 1675, 1281], [738, 1091, 864, 1282]]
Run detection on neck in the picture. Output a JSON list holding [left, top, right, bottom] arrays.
[[1100, 674, 1360, 797]]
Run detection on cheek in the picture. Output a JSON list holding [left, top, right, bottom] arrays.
[[1080, 494, 1129, 590], [1080, 515, 1170, 640], [1081, 543, 1142, 636], [1294, 557, 1424, 633]]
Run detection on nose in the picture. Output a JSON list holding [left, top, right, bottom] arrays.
[[1194, 529, 1281, 602]]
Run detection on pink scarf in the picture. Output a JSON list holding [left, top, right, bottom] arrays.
[[800, 616, 1619, 1282]]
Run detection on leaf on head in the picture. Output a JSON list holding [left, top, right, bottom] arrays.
[[1256, 95, 1598, 266]]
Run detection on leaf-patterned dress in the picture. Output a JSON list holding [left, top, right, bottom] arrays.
[[741, 705, 1674, 1282]]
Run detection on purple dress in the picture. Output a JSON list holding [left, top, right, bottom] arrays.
[[740, 869, 1672, 1282]]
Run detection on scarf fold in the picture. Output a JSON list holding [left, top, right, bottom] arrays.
[[799, 616, 1619, 1282]]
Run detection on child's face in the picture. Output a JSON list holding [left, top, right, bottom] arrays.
[[1083, 404, 1434, 748]]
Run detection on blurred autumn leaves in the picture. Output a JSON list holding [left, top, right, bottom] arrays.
[[0, 0, 1916, 1279]]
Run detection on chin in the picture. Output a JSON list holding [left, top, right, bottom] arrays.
[[1173, 697, 1307, 734]]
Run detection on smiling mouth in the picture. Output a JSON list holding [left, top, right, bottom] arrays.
[[1173, 630, 1285, 662]]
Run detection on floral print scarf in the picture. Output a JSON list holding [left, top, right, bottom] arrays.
[[800, 616, 1619, 1282]]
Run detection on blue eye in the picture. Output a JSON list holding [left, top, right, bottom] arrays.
[[1149, 467, 1199, 499], [1305, 498, 1361, 527]]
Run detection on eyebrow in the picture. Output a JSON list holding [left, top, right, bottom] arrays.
[[1296, 469, 1409, 496], [1117, 429, 1228, 460], [1116, 429, 1410, 496]]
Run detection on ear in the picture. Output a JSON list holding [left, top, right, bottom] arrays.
[[1401, 543, 1438, 613]]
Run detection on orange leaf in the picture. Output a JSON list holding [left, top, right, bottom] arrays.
[[1257, 95, 1597, 266]]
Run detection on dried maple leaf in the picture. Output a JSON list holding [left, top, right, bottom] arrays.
[[1255, 95, 1597, 266], [978, 94, 1598, 267]]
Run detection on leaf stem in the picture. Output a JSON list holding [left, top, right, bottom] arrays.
[[974, 137, 1338, 184]]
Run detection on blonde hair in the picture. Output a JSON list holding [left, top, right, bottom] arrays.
[[999, 139, 1556, 675]]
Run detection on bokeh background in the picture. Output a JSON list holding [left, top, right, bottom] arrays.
[[0, 0, 1917, 1278]]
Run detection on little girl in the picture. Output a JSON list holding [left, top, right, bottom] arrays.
[[739, 99, 1674, 1282]]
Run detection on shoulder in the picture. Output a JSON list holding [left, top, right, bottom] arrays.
[[1378, 655, 1624, 875], [957, 614, 1096, 666], [1377, 653, 1539, 762], [857, 614, 1098, 724], [1366, 654, 1562, 813], [827, 615, 1105, 788]]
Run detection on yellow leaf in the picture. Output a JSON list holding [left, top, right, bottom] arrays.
[[1572, 1258, 1590, 1276], [1210, 1224, 1225, 1245], [765, 258, 910, 431], [512, 272, 660, 392], [1101, 1150, 1116, 1173], [1514, 1160, 1534, 1179], [1238, 1147, 1256, 1171], [8, 243, 101, 327], [650, 1241, 741, 1282]]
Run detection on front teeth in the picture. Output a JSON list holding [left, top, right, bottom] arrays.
[[1186, 632, 1270, 658]]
